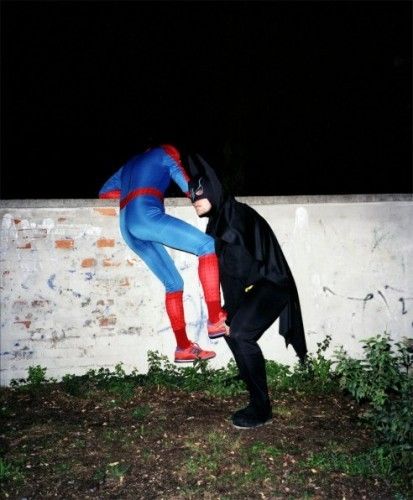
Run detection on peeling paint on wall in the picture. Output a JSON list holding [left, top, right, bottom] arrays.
[[0, 201, 412, 386]]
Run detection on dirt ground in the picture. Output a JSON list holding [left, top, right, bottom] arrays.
[[0, 383, 403, 499]]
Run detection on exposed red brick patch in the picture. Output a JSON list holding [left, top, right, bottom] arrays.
[[58, 217, 67, 222], [81, 258, 97, 267], [103, 259, 120, 267], [17, 243, 31, 249], [97, 238, 115, 248], [14, 320, 31, 329], [13, 219, 21, 225], [99, 315, 117, 327], [94, 207, 117, 216], [55, 239, 74, 249]]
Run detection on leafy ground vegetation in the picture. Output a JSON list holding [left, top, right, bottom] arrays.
[[0, 333, 412, 499]]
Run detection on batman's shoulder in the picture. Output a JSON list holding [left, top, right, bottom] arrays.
[[233, 199, 256, 217], [234, 201, 268, 226]]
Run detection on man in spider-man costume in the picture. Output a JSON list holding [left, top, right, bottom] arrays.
[[99, 144, 227, 362], [187, 154, 307, 429]]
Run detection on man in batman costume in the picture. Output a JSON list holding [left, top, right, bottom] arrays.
[[187, 154, 308, 429]]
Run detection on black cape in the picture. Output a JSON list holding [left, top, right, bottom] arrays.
[[187, 154, 308, 362]]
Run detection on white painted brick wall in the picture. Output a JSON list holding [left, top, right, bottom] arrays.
[[1, 196, 412, 386]]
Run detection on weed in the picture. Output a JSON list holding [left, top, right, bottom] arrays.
[[27, 365, 48, 385], [55, 462, 72, 474], [61, 373, 89, 397], [239, 441, 283, 482], [131, 404, 151, 421], [292, 334, 337, 393], [92, 462, 130, 484], [0, 457, 24, 483], [4, 333, 411, 495], [102, 429, 119, 442], [140, 448, 154, 463], [265, 360, 293, 391], [273, 406, 293, 418], [333, 332, 413, 493], [334, 333, 413, 439], [244, 461, 269, 482], [10, 365, 56, 394], [0, 405, 12, 419], [70, 438, 86, 449], [102, 429, 132, 448], [146, 351, 246, 396], [334, 333, 401, 407], [106, 462, 130, 480], [92, 466, 106, 482], [305, 445, 396, 478], [184, 431, 239, 478], [247, 441, 283, 458], [108, 380, 135, 401]]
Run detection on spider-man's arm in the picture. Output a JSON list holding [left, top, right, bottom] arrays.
[[99, 167, 123, 199]]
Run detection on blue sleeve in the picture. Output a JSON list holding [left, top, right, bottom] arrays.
[[99, 167, 123, 198], [163, 153, 190, 195]]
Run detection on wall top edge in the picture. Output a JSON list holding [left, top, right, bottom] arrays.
[[0, 194, 412, 209]]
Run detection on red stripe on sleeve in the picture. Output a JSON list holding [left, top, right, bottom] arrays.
[[99, 190, 121, 199]]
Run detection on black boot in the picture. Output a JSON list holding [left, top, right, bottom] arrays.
[[231, 403, 272, 429]]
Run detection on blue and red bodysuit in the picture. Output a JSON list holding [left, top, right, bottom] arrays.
[[99, 145, 224, 351]]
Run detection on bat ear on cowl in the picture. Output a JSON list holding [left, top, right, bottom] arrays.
[[195, 154, 223, 192], [185, 154, 204, 178]]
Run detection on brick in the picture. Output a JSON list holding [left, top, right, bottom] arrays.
[[81, 258, 97, 268], [94, 207, 117, 216], [99, 315, 117, 327], [103, 259, 120, 267], [97, 238, 115, 248], [55, 239, 74, 249], [17, 243, 31, 249]]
